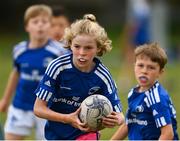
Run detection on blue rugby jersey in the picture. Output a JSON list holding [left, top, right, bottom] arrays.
[[126, 81, 179, 140], [12, 39, 70, 111], [35, 53, 122, 140]]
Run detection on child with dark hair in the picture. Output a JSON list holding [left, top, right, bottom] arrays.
[[49, 6, 70, 41]]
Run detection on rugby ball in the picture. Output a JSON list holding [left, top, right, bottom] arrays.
[[79, 94, 113, 130]]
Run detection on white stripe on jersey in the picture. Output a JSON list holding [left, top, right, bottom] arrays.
[[13, 41, 26, 51], [45, 45, 62, 56], [114, 105, 121, 112], [45, 55, 70, 75], [149, 90, 156, 104], [128, 89, 133, 98], [160, 117, 166, 126], [52, 64, 72, 79], [114, 93, 119, 100], [145, 84, 161, 106], [99, 64, 114, 89], [145, 91, 153, 105], [95, 69, 113, 94], [97, 67, 113, 91], [42, 91, 48, 100], [45, 43, 68, 56], [50, 60, 71, 77], [39, 89, 45, 99], [155, 120, 158, 127], [13, 46, 27, 59], [49, 40, 64, 48], [154, 82, 159, 88], [114, 104, 122, 113], [153, 86, 160, 103], [144, 97, 150, 107], [96, 65, 114, 91], [36, 87, 53, 102], [36, 90, 40, 98], [156, 117, 167, 127], [145, 91, 153, 106], [46, 92, 52, 101], [157, 118, 161, 127]]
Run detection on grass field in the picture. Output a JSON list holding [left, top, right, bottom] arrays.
[[0, 30, 179, 140]]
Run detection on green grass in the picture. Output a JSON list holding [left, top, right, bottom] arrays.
[[0, 31, 180, 140]]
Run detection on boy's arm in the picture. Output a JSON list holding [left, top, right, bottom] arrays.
[[34, 98, 68, 123], [34, 98, 88, 131], [110, 122, 128, 140], [159, 124, 174, 140], [0, 69, 19, 112]]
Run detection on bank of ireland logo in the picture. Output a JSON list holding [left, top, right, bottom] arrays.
[[88, 86, 101, 95], [135, 105, 144, 112]]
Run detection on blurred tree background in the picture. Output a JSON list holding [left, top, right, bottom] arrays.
[[0, 0, 180, 140]]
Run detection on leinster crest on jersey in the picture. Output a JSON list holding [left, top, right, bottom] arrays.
[[88, 86, 102, 95]]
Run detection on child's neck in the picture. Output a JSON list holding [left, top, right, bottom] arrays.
[[29, 38, 48, 49], [138, 87, 150, 93]]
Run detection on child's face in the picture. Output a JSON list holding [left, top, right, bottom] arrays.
[[71, 34, 100, 72], [25, 14, 51, 40], [49, 16, 69, 41], [134, 55, 163, 92]]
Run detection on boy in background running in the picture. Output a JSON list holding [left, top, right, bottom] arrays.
[[0, 4, 69, 140]]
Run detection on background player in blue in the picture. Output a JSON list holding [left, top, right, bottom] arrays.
[[0, 4, 69, 140], [122, 0, 151, 65], [111, 43, 179, 140], [34, 14, 124, 140]]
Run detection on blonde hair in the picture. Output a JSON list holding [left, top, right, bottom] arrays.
[[135, 43, 168, 70], [24, 4, 52, 26], [63, 14, 112, 56]]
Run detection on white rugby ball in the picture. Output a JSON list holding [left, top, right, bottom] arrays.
[[79, 94, 113, 130]]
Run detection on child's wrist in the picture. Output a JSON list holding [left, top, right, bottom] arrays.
[[61, 114, 71, 124]]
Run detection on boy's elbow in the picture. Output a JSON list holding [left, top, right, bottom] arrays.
[[164, 130, 174, 140], [33, 99, 42, 117], [33, 103, 40, 117], [165, 125, 174, 140], [160, 125, 174, 140], [168, 130, 174, 140]]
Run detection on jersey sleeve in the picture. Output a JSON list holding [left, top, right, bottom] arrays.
[[95, 63, 122, 113], [147, 86, 172, 128], [49, 40, 71, 56], [107, 81, 122, 113], [13, 54, 20, 72], [34, 58, 60, 102], [12, 41, 27, 72]]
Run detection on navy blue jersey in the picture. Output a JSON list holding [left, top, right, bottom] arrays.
[[35, 53, 122, 140], [126, 81, 179, 140], [12, 39, 70, 111]]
